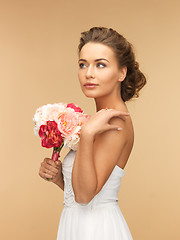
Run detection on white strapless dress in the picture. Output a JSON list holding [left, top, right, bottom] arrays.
[[57, 149, 133, 240]]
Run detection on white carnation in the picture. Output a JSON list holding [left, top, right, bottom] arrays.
[[63, 133, 80, 151]]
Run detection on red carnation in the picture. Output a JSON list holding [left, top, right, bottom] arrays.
[[67, 103, 83, 113], [39, 121, 63, 148]]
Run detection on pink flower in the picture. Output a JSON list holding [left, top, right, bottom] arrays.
[[57, 110, 79, 137], [67, 103, 83, 113], [77, 113, 90, 126], [45, 103, 66, 121], [39, 121, 63, 148]]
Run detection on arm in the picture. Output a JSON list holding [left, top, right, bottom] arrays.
[[72, 129, 96, 203], [72, 111, 129, 204]]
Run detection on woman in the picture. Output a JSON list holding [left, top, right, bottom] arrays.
[[39, 27, 146, 239]]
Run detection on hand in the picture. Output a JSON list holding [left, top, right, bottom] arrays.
[[39, 158, 62, 184], [81, 108, 130, 137]]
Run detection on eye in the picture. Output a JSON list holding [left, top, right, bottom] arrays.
[[97, 62, 106, 68], [79, 63, 86, 68]]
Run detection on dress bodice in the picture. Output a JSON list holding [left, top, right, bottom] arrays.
[[62, 149, 125, 208]]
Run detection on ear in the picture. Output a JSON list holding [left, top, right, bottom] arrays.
[[118, 66, 127, 82]]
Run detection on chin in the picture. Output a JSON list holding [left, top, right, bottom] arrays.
[[83, 92, 96, 98], [81, 88, 104, 98]]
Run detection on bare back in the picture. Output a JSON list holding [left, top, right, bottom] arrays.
[[116, 114, 134, 169], [94, 107, 134, 170]]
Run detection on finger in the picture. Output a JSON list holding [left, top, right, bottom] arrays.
[[41, 164, 58, 176], [120, 111, 130, 115], [109, 125, 123, 131], [48, 161, 61, 173], [46, 166, 58, 176], [112, 111, 130, 120], [106, 111, 126, 121], [44, 169, 54, 179], [114, 109, 130, 115], [55, 160, 62, 168], [50, 166, 59, 175], [45, 158, 57, 167], [115, 110, 130, 115], [45, 159, 60, 172], [45, 164, 61, 176], [39, 171, 53, 180], [115, 115, 127, 121]]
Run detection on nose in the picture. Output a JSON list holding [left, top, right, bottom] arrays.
[[86, 65, 95, 79]]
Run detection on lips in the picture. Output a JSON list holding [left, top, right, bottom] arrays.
[[84, 83, 98, 86]]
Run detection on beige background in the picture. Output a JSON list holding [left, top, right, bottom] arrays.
[[0, 0, 180, 239]]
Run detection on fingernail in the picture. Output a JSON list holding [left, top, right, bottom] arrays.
[[117, 128, 122, 130]]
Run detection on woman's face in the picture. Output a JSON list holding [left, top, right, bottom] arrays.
[[78, 42, 126, 99]]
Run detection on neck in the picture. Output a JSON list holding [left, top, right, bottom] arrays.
[[94, 87, 126, 112]]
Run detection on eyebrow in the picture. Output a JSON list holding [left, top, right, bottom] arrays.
[[78, 58, 109, 63]]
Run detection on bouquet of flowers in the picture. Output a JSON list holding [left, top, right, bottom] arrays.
[[33, 102, 89, 164]]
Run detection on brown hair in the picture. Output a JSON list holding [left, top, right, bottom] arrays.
[[78, 27, 147, 102]]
